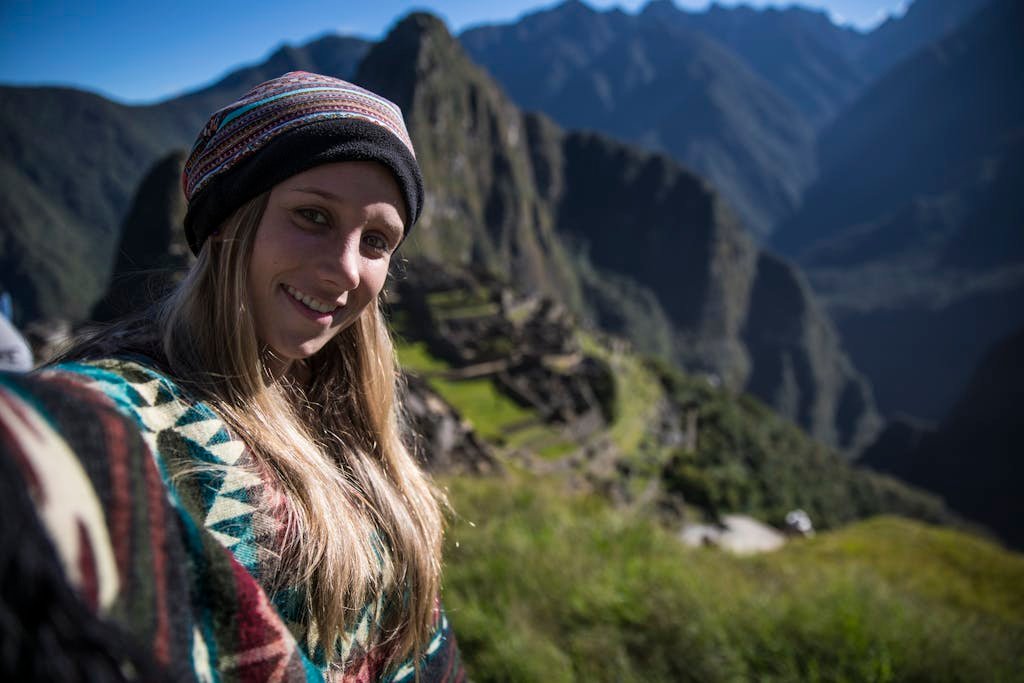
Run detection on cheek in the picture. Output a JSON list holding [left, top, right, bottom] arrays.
[[366, 262, 390, 301]]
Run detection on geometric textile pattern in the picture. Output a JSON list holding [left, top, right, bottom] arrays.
[[1, 360, 463, 682]]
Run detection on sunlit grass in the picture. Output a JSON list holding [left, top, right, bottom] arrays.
[[503, 422, 578, 460], [442, 475, 1024, 683], [428, 376, 534, 442], [395, 339, 451, 374], [396, 337, 580, 459], [578, 331, 663, 455]]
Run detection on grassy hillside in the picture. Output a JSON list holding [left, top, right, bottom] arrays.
[[650, 358, 948, 530], [396, 304, 1003, 680], [442, 475, 1024, 682]]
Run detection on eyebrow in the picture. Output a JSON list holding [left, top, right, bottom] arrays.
[[287, 186, 405, 240], [288, 186, 343, 202]]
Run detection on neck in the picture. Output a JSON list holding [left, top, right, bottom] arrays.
[[261, 348, 310, 387]]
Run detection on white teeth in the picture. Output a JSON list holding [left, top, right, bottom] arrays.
[[285, 285, 337, 314]]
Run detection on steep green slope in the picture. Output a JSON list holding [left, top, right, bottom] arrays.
[[0, 87, 180, 321], [389, 272, 946, 533], [652, 359, 943, 530], [2, 10, 877, 452], [0, 159, 98, 322]]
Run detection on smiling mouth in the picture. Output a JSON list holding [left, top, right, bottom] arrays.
[[283, 284, 340, 315]]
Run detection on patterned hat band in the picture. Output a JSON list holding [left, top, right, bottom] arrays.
[[182, 71, 424, 255]]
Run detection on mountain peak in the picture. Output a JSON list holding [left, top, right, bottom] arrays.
[[549, 0, 596, 16], [355, 11, 464, 111], [640, 0, 682, 20], [389, 10, 450, 38]]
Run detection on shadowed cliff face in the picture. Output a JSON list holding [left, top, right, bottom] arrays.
[[774, 0, 1024, 421], [91, 152, 191, 322], [741, 252, 880, 453], [863, 326, 1024, 548], [544, 128, 756, 388], [521, 114, 879, 452]]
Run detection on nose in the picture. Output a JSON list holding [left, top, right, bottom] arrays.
[[323, 232, 361, 293]]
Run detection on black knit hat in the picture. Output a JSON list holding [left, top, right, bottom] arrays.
[[182, 71, 424, 255]]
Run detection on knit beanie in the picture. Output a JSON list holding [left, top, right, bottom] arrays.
[[182, 71, 423, 255]]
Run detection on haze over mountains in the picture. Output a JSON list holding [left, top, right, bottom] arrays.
[[775, 0, 1023, 419], [0, 0, 1019, 539]]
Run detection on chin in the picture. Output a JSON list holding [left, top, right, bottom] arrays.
[[264, 337, 332, 366], [292, 340, 333, 360]]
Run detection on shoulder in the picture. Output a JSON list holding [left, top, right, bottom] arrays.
[[42, 357, 221, 437]]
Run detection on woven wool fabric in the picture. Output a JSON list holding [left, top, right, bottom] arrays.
[[0, 361, 465, 682], [183, 72, 415, 201]]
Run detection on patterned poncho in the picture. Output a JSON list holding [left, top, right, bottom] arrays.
[[0, 358, 464, 682]]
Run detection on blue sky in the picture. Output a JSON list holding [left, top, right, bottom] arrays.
[[0, 0, 908, 103]]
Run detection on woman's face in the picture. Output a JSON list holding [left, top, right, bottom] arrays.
[[246, 161, 405, 371]]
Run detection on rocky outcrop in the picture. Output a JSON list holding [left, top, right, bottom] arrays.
[[1, 10, 878, 453], [90, 152, 192, 322], [363, 12, 881, 452], [402, 374, 498, 474]]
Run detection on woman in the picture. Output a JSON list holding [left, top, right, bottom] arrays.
[[0, 72, 462, 681]]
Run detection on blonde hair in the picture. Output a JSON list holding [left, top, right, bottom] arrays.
[[64, 193, 445, 669]]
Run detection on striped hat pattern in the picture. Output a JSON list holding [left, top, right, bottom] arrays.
[[181, 71, 423, 254]]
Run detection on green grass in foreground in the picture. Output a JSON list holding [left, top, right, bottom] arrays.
[[442, 475, 1024, 682]]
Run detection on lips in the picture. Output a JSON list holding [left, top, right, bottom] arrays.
[[284, 284, 339, 314]]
